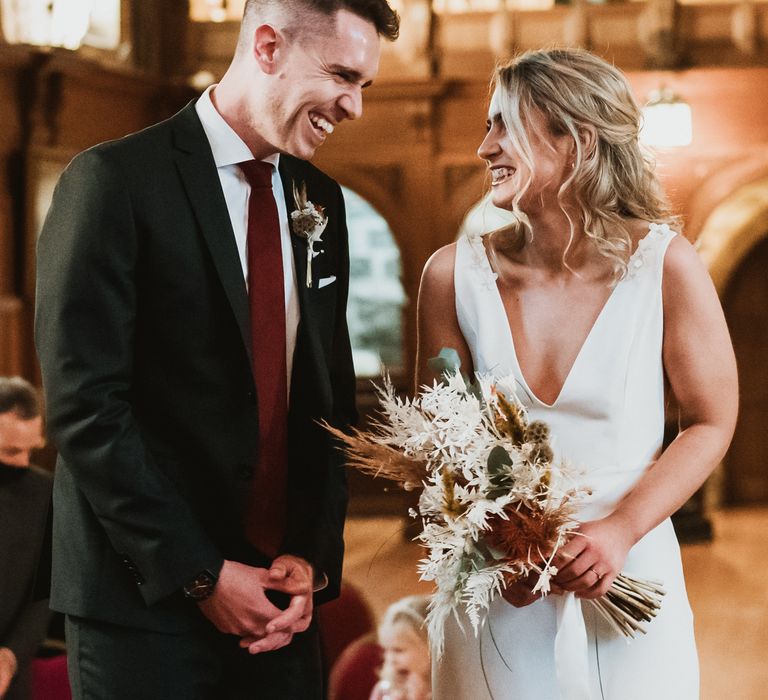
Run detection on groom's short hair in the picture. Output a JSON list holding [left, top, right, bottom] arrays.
[[0, 376, 40, 420], [237, 0, 400, 52]]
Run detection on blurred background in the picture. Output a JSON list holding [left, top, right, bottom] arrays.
[[1, 1, 766, 697]]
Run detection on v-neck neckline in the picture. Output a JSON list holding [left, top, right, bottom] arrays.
[[479, 223, 654, 408]]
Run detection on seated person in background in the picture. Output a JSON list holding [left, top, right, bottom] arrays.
[[0, 377, 52, 700], [370, 596, 431, 700]]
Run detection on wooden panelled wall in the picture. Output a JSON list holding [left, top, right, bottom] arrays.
[[0, 46, 195, 380], [2, 45, 768, 503]]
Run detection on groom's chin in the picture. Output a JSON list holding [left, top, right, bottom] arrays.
[[288, 142, 321, 161]]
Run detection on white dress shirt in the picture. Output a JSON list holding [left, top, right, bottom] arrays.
[[195, 86, 300, 394]]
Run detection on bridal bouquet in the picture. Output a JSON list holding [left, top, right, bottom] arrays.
[[324, 349, 665, 655]]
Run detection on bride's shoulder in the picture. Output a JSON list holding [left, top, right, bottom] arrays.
[[626, 218, 683, 258], [422, 242, 458, 281], [418, 243, 459, 303], [662, 232, 704, 281]]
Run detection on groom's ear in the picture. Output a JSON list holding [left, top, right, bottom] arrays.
[[252, 24, 283, 74]]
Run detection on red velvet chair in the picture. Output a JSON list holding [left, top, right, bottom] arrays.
[[31, 653, 71, 700], [328, 633, 383, 700], [317, 582, 376, 676]]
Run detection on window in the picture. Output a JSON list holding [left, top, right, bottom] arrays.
[[342, 187, 406, 378], [0, 0, 120, 50]]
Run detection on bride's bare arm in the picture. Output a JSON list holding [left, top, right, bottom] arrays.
[[556, 234, 738, 597], [415, 244, 473, 391], [417, 244, 548, 607]]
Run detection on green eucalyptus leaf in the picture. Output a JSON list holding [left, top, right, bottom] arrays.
[[427, 347, 462, 380], [487, 445, 513, 477]]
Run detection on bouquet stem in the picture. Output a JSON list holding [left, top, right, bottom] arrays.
[[586, 573, 666, 638]]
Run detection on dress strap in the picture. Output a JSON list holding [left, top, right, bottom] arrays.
[[626, 222, 677, 281]]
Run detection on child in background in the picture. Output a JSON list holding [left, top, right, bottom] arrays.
[[370, 595, 432, 700]]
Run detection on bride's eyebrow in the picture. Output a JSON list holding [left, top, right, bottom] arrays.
[[486, 113, 503, 129]]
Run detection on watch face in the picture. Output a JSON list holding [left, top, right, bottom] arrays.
[[184, 571, 216, 600]]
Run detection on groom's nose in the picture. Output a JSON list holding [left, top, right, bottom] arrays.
[[338, 86, 363, 121]]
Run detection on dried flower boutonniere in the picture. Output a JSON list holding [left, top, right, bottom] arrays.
[[290, 181, 328, 288]]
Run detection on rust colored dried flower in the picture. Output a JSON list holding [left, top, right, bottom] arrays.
[[483, 502, 572, 566]]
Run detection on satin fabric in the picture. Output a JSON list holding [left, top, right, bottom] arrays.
[[433, 224, 699, 699]]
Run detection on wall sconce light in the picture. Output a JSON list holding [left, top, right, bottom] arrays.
[[640, 86, 693, 148]]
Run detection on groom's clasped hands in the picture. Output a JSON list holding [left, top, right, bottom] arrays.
[[196, 555, 315, 654]]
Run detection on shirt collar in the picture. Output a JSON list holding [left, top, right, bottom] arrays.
[[195, 85, 280, 171]]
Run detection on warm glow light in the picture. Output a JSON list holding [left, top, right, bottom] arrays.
[[640, 87, 693, 148], [206, 0, 228, 22], [50, 0, 92, 49], [0, 0, 118, 50], [434, 0, 502, 12], [190, 0, 242, 22], [432, 0, 552, 12]]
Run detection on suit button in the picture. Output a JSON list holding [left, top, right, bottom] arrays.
[[236, 464, 253, 479]]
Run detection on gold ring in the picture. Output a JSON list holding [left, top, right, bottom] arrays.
[[590, 567, 602, 580]]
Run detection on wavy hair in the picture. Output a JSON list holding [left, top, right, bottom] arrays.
[[487, 48, 676, 281]]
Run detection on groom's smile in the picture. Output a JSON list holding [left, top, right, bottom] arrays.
[[271, 9, 380, 160], [309, 113, 335, 136]]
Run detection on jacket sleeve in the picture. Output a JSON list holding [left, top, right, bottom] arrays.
[[35, 148, 223, 606]]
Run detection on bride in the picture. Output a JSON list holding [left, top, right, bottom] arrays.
[[416, 48, 737, 699]]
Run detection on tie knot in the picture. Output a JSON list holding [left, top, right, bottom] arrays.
[[239, 160, 273, 189]]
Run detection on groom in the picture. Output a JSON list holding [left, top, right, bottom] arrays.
[[34, 1, 399, 697]]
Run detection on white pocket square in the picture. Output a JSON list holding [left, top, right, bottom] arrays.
[[318, 275, 337, 289]]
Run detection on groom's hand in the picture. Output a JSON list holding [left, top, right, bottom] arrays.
[[239, 554, 314, 654], [0, 647, 18, 698], [196, 560, 285, 640], [266, 554, 314, 630]]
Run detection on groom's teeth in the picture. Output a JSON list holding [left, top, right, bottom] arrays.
[[311, 115, 334, 134]]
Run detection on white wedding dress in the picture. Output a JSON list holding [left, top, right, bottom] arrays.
[[433, 223, 699, 699]]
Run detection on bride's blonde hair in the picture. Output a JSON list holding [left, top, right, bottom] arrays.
[[487, 48, 676, 281]]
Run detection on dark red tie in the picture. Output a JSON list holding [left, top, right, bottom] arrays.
[[239, 160, 287, 559]]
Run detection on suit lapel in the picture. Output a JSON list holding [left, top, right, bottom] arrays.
[[171, 103, 253, 369], [279, 157, 333, 414]]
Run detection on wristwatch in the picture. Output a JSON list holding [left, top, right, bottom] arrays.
[[182, 569, 218, 601]]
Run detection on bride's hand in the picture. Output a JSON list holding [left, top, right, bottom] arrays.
[[502, 571, 564, 608], [552, 517, 635, 599]]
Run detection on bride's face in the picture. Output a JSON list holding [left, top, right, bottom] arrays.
[[477, 88, 574, 214]]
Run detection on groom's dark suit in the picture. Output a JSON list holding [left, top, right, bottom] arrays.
[[34, 102, 356, 692]]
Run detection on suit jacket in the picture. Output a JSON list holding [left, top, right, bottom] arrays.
[[0, 465, 52, 699], [34, 102, 357, 633]]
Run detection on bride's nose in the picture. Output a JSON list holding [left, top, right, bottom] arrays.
[[477, 129, 500, 161]]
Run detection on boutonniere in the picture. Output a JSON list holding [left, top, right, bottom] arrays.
[[290, 181, 328, 288]]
